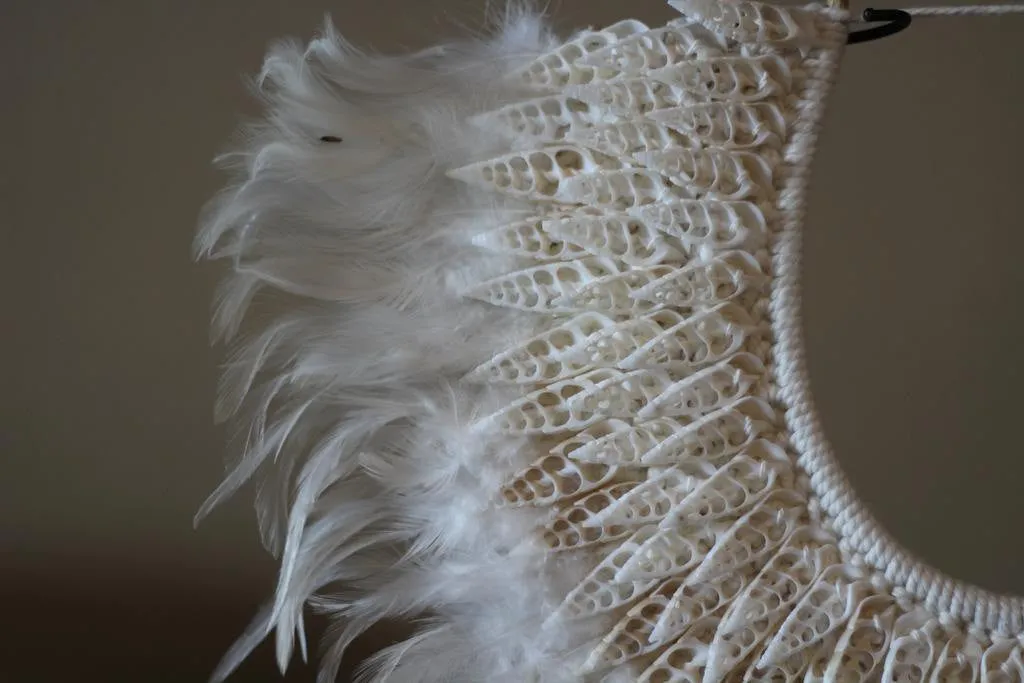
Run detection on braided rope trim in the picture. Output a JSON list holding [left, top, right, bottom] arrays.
[[770, 6, 1024, 637]]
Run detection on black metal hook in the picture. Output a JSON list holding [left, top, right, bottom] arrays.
[[847, 8, 912, 44]]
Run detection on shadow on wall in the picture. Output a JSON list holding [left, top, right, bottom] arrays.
[[5, 562, 412, 683]]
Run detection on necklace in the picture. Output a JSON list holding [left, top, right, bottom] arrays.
[[197, 2, 1024, 680]]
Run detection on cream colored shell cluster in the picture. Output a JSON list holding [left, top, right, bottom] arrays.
[[448, 1, 1024, 680]]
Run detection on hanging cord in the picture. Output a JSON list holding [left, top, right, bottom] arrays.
[[844, 3, 1023, 44], [902, 4, 1024, 15]]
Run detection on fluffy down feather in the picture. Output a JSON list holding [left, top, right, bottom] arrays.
[[196, 6, 615, 682]]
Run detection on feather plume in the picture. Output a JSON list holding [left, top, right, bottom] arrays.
[[196, 6, 616, 682]]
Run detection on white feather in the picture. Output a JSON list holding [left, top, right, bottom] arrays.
[[196, 5, 618, 682]]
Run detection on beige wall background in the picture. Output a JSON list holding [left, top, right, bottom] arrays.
[[3, 1, 1022, 681]]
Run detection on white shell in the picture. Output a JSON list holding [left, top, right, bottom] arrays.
[[511, 20, 652, 89], [565, 398, 776, 466], [669, 0, 831, 48], [541, 482, 639, 552], [647, 102, 788, 149], [541, 209, 685, 266], [629, 198, 768, 253], [704, 533, 840, 681], [580, 22, 726, 76]]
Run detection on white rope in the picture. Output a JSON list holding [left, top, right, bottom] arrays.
[[772, 2, 1024, 637], [903, 4, 1024, 15]]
